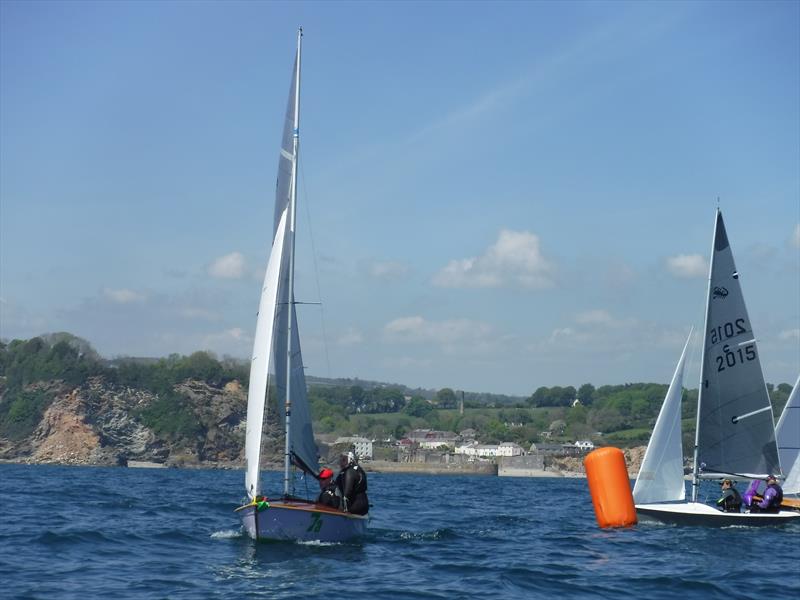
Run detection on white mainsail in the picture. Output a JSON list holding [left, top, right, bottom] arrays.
[[244, 207, 289, 501], [694, 210, 779, 482], [633, 329, 692, 504]]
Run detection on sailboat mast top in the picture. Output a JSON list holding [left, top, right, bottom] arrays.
[[284, 26, 302, 498]]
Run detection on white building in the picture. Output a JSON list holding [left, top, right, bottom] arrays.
[[497, 442, 524, 457], [334, 436, 374, 460], [415, 430, 458, 450], [454, 441, 479, 455], [473, 444, 499, 458], [574, 440, 595, 451]]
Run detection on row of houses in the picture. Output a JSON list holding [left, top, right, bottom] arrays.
[[329, 429, 596, 462], [397, 429, 595, 459]]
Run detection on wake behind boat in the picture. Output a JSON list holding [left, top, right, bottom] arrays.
[[235, 28, 368, 542], [633, 210, 800, 527]]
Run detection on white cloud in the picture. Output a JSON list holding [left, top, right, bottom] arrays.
[[433, 229, 555, 289], [208, 252, 245, 279], [792, 224, 800, 249], [779, 328, 800, 342], [337, 328, 364, 346], [383, 316, 492, 345], [381, 356, 434, 369], [103, 288, 146, 303], [575, 309, 615, 325], [666, 254, 707, 278], [178, 307, 220, 321], [200, 327, 250, 353], [368, 261, 409, 280], [540, 309, 681, 356]]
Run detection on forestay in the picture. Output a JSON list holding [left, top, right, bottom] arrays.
[[696, 211, 779, 478], [633, 330, 692, 504]]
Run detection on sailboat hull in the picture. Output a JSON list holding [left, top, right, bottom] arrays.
[[636, 502, 800, 527], [237, 499, 368, 542]]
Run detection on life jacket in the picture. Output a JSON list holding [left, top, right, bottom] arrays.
[[351, 465, 367, 494], [337, 464, 367, 500], [765, 483, 783, 508]]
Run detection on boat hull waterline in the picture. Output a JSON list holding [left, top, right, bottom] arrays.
[[635, 502, 800, 527], [237, 500, 368, 542]]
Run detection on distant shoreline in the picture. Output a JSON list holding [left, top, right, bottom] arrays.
[[0, 459, 594, 479]]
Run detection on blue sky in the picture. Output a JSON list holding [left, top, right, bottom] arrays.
[[1, 0, 798, 396]]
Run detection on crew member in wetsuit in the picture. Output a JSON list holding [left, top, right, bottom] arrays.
[[336, 451, 369, 515], [716, 479, 742, 513], [750, 474, 783, 513], [316, 467, 340, 509]]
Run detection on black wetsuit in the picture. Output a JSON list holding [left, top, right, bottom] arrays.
[[716, 487, 742, 513], [336, 464, 369, 515], [317, 483, 340, 509]]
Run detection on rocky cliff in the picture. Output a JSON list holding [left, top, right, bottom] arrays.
[[0, 376, 275, 468]]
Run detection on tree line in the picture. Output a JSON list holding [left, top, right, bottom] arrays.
[[0, 334, 795, 451]]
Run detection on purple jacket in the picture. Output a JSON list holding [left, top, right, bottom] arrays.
[[756, 483, 783, 511]]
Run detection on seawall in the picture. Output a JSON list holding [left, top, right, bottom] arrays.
[[364, 460, 497, 476]]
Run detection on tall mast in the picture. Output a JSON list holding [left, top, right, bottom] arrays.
[[284, 27, 302, 497], [691, 208, 718, 502]]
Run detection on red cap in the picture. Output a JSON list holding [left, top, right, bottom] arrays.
[[319, 468, 334, 480]]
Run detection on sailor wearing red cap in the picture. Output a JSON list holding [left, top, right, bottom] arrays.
[[316, 467, 340, 509]]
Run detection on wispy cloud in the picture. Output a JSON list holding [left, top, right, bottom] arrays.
[[666, 254, 707, 279], [433, 229, 555, 289], [383, 316, 492, 346], [381, 356, 434, 370], [779, 328, 800, 342], [178, 307, 220, 321], [575, 309, 616, 326], [337, 327, 364, 346], [200, 327, 250, 353], [208, 252, 245, 279], [367, 260, 410, 281], [543, 309, 678, 354], [792, 223, 800, 249], [103, 288, 146, 304]]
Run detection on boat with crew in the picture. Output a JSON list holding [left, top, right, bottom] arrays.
[[634, 210, 800, 526], [234, 28, 368, 542]]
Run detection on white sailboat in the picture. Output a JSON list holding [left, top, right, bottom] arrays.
[[776, 375, 800, 499], [235, 28, 368, 542], [634, 210, 800, 526]]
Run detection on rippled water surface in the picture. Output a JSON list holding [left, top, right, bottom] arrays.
[[1, 464, 798, 599]]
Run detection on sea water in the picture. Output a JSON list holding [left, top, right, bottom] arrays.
[[0, 464, 797, 599]]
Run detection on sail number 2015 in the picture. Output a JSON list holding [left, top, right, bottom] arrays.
[[715, 343, 756, 372], [708, 318, 747, 344]]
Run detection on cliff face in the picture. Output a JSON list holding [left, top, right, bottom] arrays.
[[0, 376, 253, 468], [547, 445, 647, 476]]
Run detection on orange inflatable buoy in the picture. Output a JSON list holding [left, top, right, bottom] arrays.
[[584, 446, 637, 528]]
